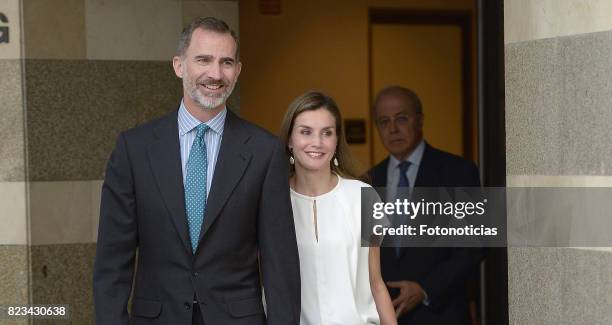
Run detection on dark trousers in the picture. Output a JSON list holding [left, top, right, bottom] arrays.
[[192, 303, 205, 325]]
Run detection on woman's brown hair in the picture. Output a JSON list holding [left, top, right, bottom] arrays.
[[279, 91, 362, 180]]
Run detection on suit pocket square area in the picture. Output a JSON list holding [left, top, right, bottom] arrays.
[[131, 298, 162, 318], [228, 297, 264, 318]]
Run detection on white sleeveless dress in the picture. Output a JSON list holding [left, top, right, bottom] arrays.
[[290, 176, 380, 325]]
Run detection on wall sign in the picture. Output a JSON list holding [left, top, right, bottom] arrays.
[[0, 12, 8, 44], [344, 119, 366, 144], [260, 0, 281, 15]]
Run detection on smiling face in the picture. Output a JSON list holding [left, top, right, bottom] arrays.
[[289, 108, 338, 174], [173, 28, 241, 112], [374, 93, 424, 161]]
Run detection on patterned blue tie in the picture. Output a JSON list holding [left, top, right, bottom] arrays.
[[395, 161, 411, 257], [398, 161, 411, 188], [185, 124, 209, 253]]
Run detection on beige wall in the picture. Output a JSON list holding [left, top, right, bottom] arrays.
[[0, 2, 30, 323], [1, 1, 240, 324], [505, 0, 612, 44], [505, 0, 612, 323], [240, 0, 476, 170]]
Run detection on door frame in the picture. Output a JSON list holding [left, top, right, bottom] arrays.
[[368, 3, 509, 324], [478, 0, 508, 324], [368, 8, 475, 165]]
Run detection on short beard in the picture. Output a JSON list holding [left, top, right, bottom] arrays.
[[184, 77, 235, 111]]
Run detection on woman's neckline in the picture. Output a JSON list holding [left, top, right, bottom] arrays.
[[290, 174, 342, 200]]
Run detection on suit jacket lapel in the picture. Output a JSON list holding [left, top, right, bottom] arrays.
[[372, 158, 389, 188], [147, 111, 192, 255], [414, 142, 439, 187], [198, 111, 252, 245]]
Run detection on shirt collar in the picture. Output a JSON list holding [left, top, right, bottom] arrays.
[[178, 99, 226, 136], [389, 140, 426, 170]]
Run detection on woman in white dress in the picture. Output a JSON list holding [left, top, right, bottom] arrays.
[[279, 91, 396, 325]]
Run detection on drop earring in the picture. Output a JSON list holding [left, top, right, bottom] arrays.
[[333, 156, 339, 167], [289, 147, 295, 165]]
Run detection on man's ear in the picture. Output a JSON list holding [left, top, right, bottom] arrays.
[[235, 61, 242, 80], [172, 56, 183, 78]]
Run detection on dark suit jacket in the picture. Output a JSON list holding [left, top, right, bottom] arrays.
[[93, 109, 300, 325], [368, 143, 483, 325]]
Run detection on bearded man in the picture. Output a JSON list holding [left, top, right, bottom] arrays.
[[93, 17, 300, 325]]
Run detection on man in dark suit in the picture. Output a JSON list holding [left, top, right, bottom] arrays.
[[93, 17, 300, 325], [368, 86, 483, 325]]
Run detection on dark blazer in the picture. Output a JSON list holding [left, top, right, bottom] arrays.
[[368, 142, 483, 325], [94, 109, 300, 325]]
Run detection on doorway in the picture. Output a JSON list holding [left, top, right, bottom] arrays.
[[368, 9, 475, 166], [368, 2, 508, 324]]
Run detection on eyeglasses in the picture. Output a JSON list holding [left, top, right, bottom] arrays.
[[376, 113, 420, 129]]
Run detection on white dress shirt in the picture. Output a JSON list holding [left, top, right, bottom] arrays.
[[177, 100, 226, 196], [385, 140, 425, 202]]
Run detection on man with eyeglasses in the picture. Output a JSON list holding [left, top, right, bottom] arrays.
[[368, 86, 483, 325]]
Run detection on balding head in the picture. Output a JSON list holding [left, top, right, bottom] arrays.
[[373, 86, 424, 161], [373, 86, 422, 116]]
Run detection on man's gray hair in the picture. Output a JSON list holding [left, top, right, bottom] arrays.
[[373, 86, 423, 114], [176, 17, 240, 60]]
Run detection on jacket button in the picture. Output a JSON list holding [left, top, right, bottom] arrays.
[[184, 302, 191, 310]]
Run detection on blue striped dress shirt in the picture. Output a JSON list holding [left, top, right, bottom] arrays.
[[178, 100, 226, 197]]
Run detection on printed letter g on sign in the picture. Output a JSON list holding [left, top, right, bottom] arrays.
[[0, 12, 9, 44]]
